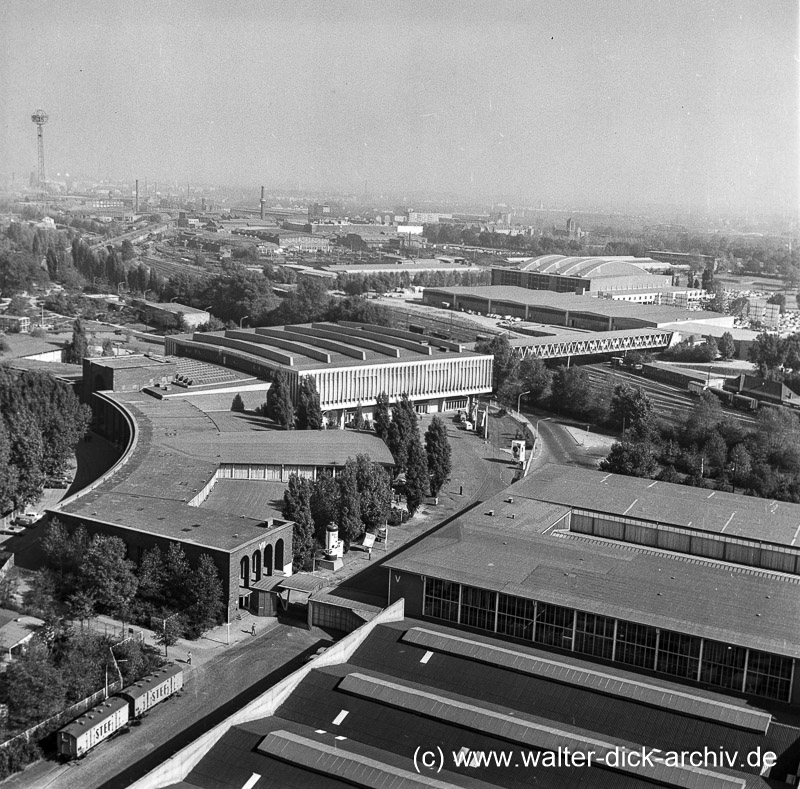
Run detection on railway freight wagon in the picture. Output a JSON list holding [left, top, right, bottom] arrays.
[[57, 697, 129, 760], [119, 664, 183, 718]]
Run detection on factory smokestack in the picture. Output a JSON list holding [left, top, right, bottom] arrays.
[[260, 186, 265, 221], [135, 179, 139, 213]]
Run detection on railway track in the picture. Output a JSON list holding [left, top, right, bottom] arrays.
[[582, 364, 758, 428]]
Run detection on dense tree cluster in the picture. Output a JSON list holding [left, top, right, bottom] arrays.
[[0, 368, 91, 513], [600, 389, 800, 502], [748, 332, 800, 390], [282, 454, 392, 566], [41, 522, 225, 639], [662, 336, 719, 363]]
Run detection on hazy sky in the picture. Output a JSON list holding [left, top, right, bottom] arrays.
[[1, 0, 797, 212]]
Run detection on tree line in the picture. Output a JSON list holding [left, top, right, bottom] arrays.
[[38, 522, 225, 643], [600, 389, 800, 502], [280, 394, 452, 568], [0, 368, 91, 514]]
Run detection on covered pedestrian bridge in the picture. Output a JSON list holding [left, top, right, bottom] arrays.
[[509, 327, 677, 362]]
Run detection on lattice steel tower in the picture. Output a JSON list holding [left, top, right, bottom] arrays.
[[31, 109, 49, 201]]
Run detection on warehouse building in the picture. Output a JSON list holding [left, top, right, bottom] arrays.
[[385, 467, 800, 707], [492, 255, 672, 295], [165, 321, 493, 423], [424, 285, 732, 332], [52, 358, 394, 619], [130, 299, 210, 330]]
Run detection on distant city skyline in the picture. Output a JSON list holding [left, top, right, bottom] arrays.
[[1, 0, 797, 215]]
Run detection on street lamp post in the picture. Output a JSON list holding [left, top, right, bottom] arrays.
[[239, 315, 249, 329], [170, 296, 179, 303], [517, 390, 531, 415], [535, 416, 552, 440]]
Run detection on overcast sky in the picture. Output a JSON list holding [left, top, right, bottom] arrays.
[[1, 0, 797, 212]]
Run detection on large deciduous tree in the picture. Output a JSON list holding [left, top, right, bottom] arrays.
[[425, 416, 452, 497], [80, 535, 138, 620], [296, 377, 323, 430], [609, 383, 653, 435], [283, 474, 316, 570], [373, 391, 391, 441], [387, 394, 418, 472], [404, 434, 429, 516], [67, 316, 89, 363], [187, 555, 224, 634], [550, 366, 595, 420], [718, 332, 736, 360], [265, 370, 295, 428], [599, 439, 659, 479], [476, 334, 518, 391]]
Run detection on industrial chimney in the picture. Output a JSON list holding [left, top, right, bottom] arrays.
[[135, 179, 139, 213], [260, 186, 265, 221]]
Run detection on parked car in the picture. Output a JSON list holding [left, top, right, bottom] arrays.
[[1, 523, 25, 535], [15, 514, 36, 527]]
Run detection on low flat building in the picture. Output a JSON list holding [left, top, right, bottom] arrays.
[[424, 285, 733, 332], [386, 466, 800, 706], [130, 299, 210, 330], [0, 315, 31, 333]]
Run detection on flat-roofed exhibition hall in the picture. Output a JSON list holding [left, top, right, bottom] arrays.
[[423, 285, 733, 332], [164, 320, 494, 417], [174, 617, 800, 789], [386, 467, 800, 707], [53, 355, 395, 618]]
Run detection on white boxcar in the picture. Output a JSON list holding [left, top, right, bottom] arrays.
[[57, 696, 129, 760], [118, 664, 183, 718]]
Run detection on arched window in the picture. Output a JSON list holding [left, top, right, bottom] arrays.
[[252, 550, 261, 582], [275, 539, 284, 573], [240, 555, 250, 585], [264, 544, 273, 577]]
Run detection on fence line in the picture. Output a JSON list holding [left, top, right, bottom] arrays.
[[0, 679, 124, 749]]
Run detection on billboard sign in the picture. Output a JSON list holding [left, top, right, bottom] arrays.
[[511, 439, 526, 464]]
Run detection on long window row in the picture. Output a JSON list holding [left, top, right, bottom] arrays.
[[571, 510, 800, 575], [422, 579, 794, 703], [313, 357, 492, 409]]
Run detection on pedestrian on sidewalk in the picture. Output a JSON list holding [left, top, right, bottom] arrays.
[[187, 651, 192, 665], [251, 623, 256, 636]]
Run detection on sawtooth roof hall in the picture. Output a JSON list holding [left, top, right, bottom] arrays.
[[165, 321, 493, 416], [386, 467, 800, 708]]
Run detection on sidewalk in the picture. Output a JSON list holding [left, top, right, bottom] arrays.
[[86, 610, 281, 672]]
